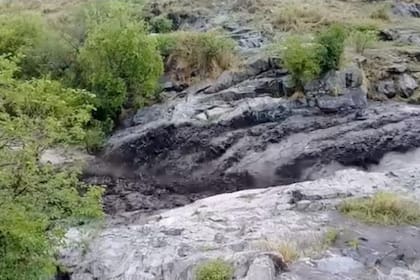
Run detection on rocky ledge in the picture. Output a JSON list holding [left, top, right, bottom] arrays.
[[85, 60, 420, 214], [61, 160, 420, 280]]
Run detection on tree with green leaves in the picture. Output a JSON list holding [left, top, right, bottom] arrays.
[[0, 56, 103, 280], [316, 24, 347, 74], [78, 2, 163, 122]]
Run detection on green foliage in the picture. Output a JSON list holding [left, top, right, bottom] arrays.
[[281, 36, 321, 90], [0, 56, 103, 280], [316, 24, 347, 74], [149, 14, 173, 33], [84, 122, 107, 153], [0, 12, 44, 56], [195, 259, 234, 280], [349, 30, 377, 55], [78, 10, 163, 121], [156, 33, 178, 58], [0, 12, 77, 80], [157, 31, 238, 81], [339, 192, 420, 225]]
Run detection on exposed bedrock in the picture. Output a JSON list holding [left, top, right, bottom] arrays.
[[86, 62, 420, 214]]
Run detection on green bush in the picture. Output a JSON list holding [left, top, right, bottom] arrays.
[[156, 31, 238, 81], [316, 24, 347, 74], [195, 259, 234, 280], [281, 36, 321, 91], [339, 192, 420, 225], [0, 12, 77, 80], [149, 14, 174, 33], [78, 13, 163, 122], [0, 56, 103, 280]]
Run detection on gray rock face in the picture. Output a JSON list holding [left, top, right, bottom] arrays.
[[376, 73, 418, 99], [398, 73, 418, 98], [388, 268, 420, 280], [87, 62, 420, 214], [393, 1, 420, 18], [61, 165, 420, 280], [317, 256, 364, 274], [380, 28, 420, 46]]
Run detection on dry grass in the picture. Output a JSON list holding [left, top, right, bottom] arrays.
[[267, 0, 390, 32], [157, 31, 239, 83], [256, 240, 299, 263], [0, 0, 89, 16]]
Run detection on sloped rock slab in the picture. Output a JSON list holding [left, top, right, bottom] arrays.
[[62, 167, 420, 280], [93, 98, 420, 213]]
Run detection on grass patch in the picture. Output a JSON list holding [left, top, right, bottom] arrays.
[[195, 259, 233, 280], [339, 192, 420, 225]]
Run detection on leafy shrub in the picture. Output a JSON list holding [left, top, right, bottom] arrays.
[[156, 31, 238, 82], [348, 30, 377, 55], [78, 12, 163, 122], [195, 259, 234, 280], [316, 24, 347, 74], [281, 36, 321, 91], [0, 56, 103, 280], [0, 13, 44, 56], [339, 192, 420, 225], [149, 14, 173, 33]]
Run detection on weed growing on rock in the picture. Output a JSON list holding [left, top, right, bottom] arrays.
[[339, 192, 420, 225], [346, 239, 360, 250], [195, 259, 233, 280], [323, 228, 339, 247]]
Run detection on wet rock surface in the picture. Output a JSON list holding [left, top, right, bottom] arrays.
[[85, 60, 420, 214], [62, 165, 420, 280]]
